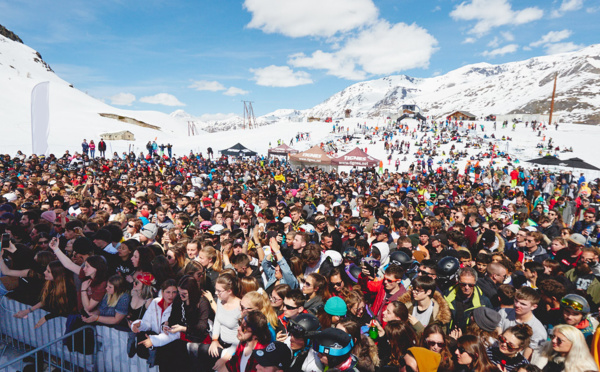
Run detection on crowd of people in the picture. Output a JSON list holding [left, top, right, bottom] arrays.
[[1, 142, 600, 372]]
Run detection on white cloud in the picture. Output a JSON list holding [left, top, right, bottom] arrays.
[[551, 0, 583, 18], [432, 6, 441, 12], [198, 113, 238, 121], [223, 87, 249, 96], [545, 42, 584, 55], [289, 20, 437, 79], [109, 93, 135, 106], [139, 93, 185, 107], [244, 0, 378, 38], [488, 37, 500, 48], [463, 37, 477, 44], [188, 80, 226, 91], [482, 43, 518, 57], [587, 6, 600, 13], [530, 29, 572, 47], [501, 31, 514, 41], [250, 65, 313, 87], [450, 0, 543, 36]]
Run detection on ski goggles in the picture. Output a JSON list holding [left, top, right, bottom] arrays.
[[561, 298, 585, 312]]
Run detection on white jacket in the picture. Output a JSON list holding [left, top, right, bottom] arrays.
[[131, 297, 178, 347]]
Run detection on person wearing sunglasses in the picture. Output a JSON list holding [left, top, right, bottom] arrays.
[[444, 267, 492, 331], [454, 334, 497, 372], [487, 324, 532, 371], [420, 323, 454, 371], [533, 324, 597, 372]]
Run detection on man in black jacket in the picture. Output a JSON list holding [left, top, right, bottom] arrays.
[[476, 262, 508, 309]]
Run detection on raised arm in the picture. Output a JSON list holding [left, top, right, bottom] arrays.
[[0, 256, 30, 278], [49, 237, 81, 274]]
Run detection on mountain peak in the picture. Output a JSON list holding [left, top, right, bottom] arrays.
[[306, 43, 600, 124], [0, 24, 23, 44]]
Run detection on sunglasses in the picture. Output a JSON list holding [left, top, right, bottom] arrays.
[[498, 335, 520, 352], [552, 335, 564, 345], [330, 281, 344, 287], [426, 340, 445, 349], [283, 303, 300, 310], [301, 279, 312, 287], [128, 224, 135, 228], [459, 282, 475, 288], [456, 346, 473, 357], [383, 277, 401, 283], [240, 304, 255, 312]]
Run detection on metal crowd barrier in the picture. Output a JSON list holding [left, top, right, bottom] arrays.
[[0, 298, 158, 372]]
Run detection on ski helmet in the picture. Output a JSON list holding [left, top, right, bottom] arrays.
[[287, 313, 321, 339], [561, 294, 590, 314], [389, 250, 411, 268], [437, 256, 460, 279], [312, 328, 354, 368]]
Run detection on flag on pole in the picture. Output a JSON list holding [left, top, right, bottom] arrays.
[[31, 82, 50, 155]]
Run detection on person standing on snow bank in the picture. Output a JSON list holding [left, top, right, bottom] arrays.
[[98, 139, 107, 158], [89, 140, 96, 158], [81, 139, 89, 156]]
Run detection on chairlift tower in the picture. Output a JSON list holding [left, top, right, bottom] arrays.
[[242, 101, 256, 129]]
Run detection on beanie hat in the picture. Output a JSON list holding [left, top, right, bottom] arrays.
[[472, 307, 501, 332], [199, 208, 211, 221], [408, 347, 441, 372], [41, 210, 57, 223], [324, 297, 347, 317]]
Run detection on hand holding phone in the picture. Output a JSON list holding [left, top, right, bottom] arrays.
[[1, 233, 10, 249]]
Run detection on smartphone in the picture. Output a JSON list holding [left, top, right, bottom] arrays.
[[363, 262, 376, 277], [80, 309, 90, 318], [1, 233, 10, 249]]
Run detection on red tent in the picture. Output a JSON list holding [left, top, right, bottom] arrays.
[[331, 147, 379, 167]]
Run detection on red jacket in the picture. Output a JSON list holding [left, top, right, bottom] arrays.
[[358, 274, 406, 323], [225, 341, 267, 372]]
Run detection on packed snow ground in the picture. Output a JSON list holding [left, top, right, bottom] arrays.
[[4, 114, 600, 180]]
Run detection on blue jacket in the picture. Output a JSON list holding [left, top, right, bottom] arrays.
[[262, 256, 299, 290]]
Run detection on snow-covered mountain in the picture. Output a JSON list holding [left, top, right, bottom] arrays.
[[305, 45, 600, 124], [0, 26, 199, 154]]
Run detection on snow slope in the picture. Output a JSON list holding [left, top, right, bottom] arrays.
[[0, 33, 195, 154]]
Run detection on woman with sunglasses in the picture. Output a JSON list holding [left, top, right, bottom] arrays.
[[127, 272, 155, 323], [487, 324, 532, 371], [454, 334, 498, 372], [302, 273, 330, 315], [420, 323, 454, 371], [534, 324, 597, 372]]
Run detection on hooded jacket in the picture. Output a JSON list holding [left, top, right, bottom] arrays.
[[398, 291, 452, 334]]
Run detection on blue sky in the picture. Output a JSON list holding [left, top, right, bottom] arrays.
[[1, 0, 597, 119]]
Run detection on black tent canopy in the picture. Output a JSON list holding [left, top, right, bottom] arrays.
[[526, 155, 562, 166], [219, 143, 257, 157], [562, 157, 600, 171]]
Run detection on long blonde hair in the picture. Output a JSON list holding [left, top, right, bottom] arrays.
[[539, 324, 597, 372], [242, 291, 278, 329], [106, 275, 129, 307]]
